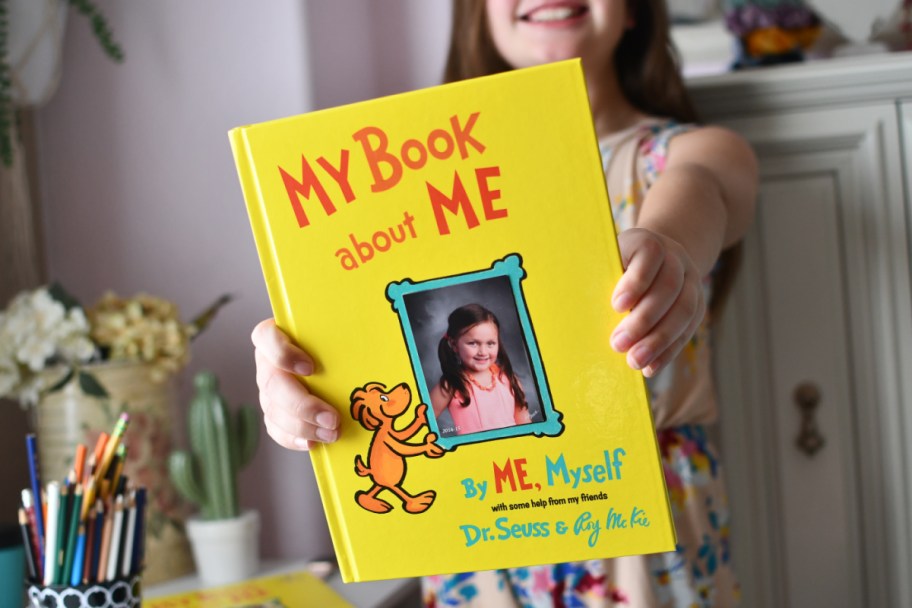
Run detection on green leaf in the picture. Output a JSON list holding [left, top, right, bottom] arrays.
[[66, 0, 125, 62], [78, 372, 110, 398], [189, 293, 234, 339], [47, 369, 75, 393], [47, 282, 82, 311]]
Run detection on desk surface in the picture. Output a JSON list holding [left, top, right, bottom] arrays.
[[144, 559, 421, 608]]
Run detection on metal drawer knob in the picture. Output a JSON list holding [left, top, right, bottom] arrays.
[[794, 383, 825, 457]]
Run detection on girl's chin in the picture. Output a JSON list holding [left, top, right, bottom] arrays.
[[520, 46, 587, 68]]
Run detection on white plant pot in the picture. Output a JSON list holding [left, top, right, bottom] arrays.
[[185, 510, 260, 587]]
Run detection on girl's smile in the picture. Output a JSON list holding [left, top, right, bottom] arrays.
[[517, 2, 590, 26], [486, 0, 625, 76]]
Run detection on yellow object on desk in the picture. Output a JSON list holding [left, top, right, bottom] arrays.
[[144, 568, 352, 607]]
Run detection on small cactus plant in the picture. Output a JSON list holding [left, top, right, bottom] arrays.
[[169, 371, 259, 520]]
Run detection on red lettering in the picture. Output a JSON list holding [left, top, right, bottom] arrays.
[[514, 458, 533, 490], [451, 112, 485, 159], [400, 139, 428, 170], [493, 458, 533, 493], [426, 171, 480, 235], [352, 125, 403, 192], [476, 166, 506, 220], [349, 232, 375, 263], [373, 230, 391, 252], [493, 458, 518, 493], [428, 128, 455, 159], [278, 156, 337, 228], [317, 149, 355, 203]]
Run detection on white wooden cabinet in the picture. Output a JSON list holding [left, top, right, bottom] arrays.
[[688, 53, 912, 607]]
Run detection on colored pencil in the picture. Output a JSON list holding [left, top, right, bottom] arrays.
[[70, 524, 86, 586], [131, 487, 146, 575], [54, 482, 70, 584], [91, 432, 109, 470], [96, 499, 114, 583], [88, 500, 104, 584], [21, 489, 43, 581], [42, 481, 60, 586], [120, 492, 137, 578], [25, 434, 45, 562], [73, 443, 87, 485], [95, 413, 130, 485], [61, 485, 83, 585], [82, 500, 96, 585], [18, 508, 38, 581], [108, 444, 127, 498], [80, 476, 96, 521], [106, 495, 125, 582]]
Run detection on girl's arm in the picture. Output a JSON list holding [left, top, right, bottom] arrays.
[[252, 319, 340, 450], [514, 405, 531, 425], [610, 126, 758, 377]]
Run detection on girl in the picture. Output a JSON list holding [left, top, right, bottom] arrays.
[[430, 303, 531, 436], [253, 0, 757, 605]]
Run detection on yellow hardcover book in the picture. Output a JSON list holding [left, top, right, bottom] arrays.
[[144, 569, 351, 607], [230, 59, 675, 582]]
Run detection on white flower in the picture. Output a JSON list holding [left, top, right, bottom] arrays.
[[0, 285, 95, 403], [54, 307, 95, 363], [16, 374, 48, 408], [17, 336, 56, 372], [0, 356, 20, 397]]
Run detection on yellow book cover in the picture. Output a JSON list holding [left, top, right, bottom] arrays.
[[230, 59, 675, 582], [144, 570, 351, 607]]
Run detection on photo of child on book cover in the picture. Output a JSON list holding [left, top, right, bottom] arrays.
[[401, 277, 545, 438]]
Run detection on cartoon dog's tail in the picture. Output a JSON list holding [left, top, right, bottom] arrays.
[[354, 455, 370, 477]]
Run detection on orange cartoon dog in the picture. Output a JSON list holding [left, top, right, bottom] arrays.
[[350, 382, 445, 514]]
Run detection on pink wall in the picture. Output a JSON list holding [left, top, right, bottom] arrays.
[[31, 0, 449, 562]]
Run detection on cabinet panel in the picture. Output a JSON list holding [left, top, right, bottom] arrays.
[[759, 172, 859, 607], [713, 102, 912, 608]]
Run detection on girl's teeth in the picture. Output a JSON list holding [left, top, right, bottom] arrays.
[[528, 7, 576, 22]]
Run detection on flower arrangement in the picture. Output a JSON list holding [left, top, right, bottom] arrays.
[[0, 283, 230, 406]]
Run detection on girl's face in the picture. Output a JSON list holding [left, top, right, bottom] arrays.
[[453, 321, 500, 373], [485, 0, 628, 71]]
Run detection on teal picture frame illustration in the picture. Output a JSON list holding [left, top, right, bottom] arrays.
[[386, 254, 564, 450]]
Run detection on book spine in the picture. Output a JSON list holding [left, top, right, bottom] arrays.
[[310, 444, 358, 581], [228, 128, 358, 581]]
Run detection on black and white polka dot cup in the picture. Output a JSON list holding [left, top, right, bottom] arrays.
[[26, 576, 141, 608]]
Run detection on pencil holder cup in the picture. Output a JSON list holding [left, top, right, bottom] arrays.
[[26, 575, 141, 608]]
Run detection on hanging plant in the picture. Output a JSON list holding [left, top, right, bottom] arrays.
[[0, 0, 124, 167], [0, 0, 12, 166]]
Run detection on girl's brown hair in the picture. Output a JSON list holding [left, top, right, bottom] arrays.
[[443, 0, 697, 123], [443, 0, 739, 317]]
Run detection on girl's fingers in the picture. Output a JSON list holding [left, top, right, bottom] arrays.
[[630, 275, 704, 375], [613, 230, 664, 313], [642, 302, 704, 378], [251, 318, 314, 375], [263, 416, 317, 451], [260, 385, 340, 445], [611, 254, 685, 352], [254, 343, 340, 447]]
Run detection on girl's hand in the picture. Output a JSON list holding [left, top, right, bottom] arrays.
[[252, 318, 340, 450], [610, 228, 705, 378]]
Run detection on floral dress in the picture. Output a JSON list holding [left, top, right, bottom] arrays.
[[422, 120, 740, 608]]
